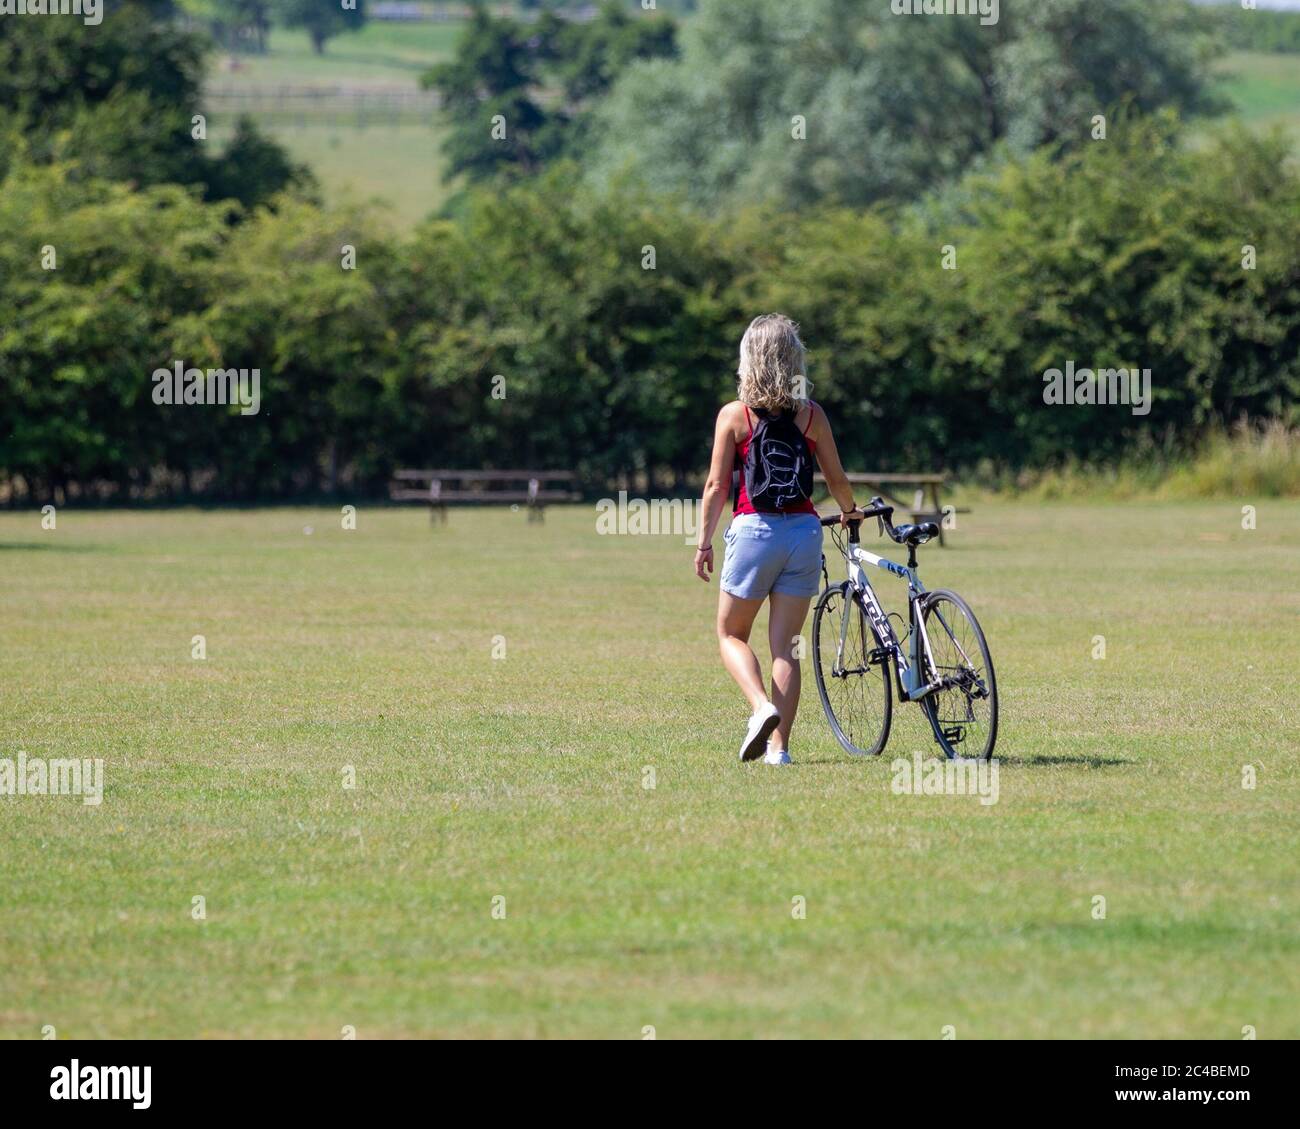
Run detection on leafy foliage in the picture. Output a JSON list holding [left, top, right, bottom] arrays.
[[3, 120, 1296, 501], [423, 5, 556, 180], [585, 0, 1226, 210], [272, 0, 366, 55], [1198, 5, 1300, 55], [422, 1, 677, 185], [0, 0, 311, 207]]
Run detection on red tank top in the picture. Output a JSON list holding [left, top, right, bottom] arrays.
[[734, 404, 819, 516]]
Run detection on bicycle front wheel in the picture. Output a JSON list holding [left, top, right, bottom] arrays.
[[917, 588, 998, 760], [812, 582, 892, 757]]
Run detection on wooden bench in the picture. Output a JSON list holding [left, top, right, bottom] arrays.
[[390, 469, 580, 523], [813, 472, 968, 546]]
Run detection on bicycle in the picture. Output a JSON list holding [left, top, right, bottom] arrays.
[[811, 497, 998, 760]]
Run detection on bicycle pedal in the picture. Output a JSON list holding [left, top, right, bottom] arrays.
[[942, 726, 965, 744]]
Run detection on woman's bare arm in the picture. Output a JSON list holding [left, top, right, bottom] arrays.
[[694, 405, 739, 581], [810, 404, 863, 520]]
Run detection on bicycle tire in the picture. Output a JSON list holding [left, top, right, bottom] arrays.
[[812, 582, 893, 757]]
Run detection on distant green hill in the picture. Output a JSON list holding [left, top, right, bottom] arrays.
[[1204, 50, 1300, 150], [206, 24, 1300, 230], [205, 23, 465, 227]]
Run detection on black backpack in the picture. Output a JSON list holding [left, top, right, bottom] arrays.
[[741, 407, 814, 511]]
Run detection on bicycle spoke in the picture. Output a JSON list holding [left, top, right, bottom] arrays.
[[921, 593, 997, 760], [814, 586, 890, 756]]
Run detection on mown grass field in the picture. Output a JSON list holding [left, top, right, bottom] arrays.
[[1215, 50, 1300, 144], [1, 501, 1297, 1038], [210, 23, 464, 87], [206, 25, 465, 225], [208, 120, 455, 225]]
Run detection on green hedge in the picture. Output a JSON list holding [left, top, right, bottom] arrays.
[[2, 117, 1297, 501], [1199, 6, 1300, 54]]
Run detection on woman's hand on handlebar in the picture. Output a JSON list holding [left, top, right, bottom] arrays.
[[839, 508, 866, 526]]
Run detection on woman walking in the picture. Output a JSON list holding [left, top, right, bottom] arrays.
[[694, 315, 863, 764]]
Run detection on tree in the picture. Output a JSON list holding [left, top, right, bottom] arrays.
[[422, 1, 676, 185], [273, 0, 366, 55], [996, 0, 1224, 153], [0, 162, 232, 502], [422, 4, 556, 181], [546, 1, 678, 106], [0, 0, 309, 207], [204, 115, 315, 209], [179, 0, 274, 52], [584, 0, 1225, 211]]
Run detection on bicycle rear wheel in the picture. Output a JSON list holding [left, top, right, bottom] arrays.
[[812, 582, 892, 756], [917, 588, 998, 760]]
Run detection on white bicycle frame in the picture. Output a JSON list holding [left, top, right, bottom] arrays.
[[837, 541, 946, 703]]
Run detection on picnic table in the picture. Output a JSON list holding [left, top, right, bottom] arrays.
[[390, 469, 580, 523], [812, 472, 964, 546]]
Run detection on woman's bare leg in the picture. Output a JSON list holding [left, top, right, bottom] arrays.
[[717, 591, 769, 712], [767, 592, 812, 752]]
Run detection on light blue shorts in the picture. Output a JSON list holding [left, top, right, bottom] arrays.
[[720, 513, 823, 600]]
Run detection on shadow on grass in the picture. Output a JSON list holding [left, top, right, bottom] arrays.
[[797, 752, 1135, 768], [999, 754, 1135, 768], [0, 542, 102, 553], [796, 754, 885, 766]]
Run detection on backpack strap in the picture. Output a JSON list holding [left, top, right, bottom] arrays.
[[734, 406, 753, 511]]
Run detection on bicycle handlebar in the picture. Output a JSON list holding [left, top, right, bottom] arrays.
[[817, 501, 892, 528], [811, 494, 925, 546], [819, 497, 898, 544]]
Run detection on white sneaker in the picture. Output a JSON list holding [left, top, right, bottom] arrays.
[[739, 702, 781, 762], [763, 746, 792, 765]]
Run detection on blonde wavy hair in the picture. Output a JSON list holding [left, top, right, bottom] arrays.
[[736, 314, 810, 413]]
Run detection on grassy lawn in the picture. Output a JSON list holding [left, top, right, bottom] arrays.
[[209, 24, 465, 87], [210, 121, 455, 227], [1214, 50, 1300, 143], [207, 25, 464, 227], [1, 501, 1296, 1038]]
